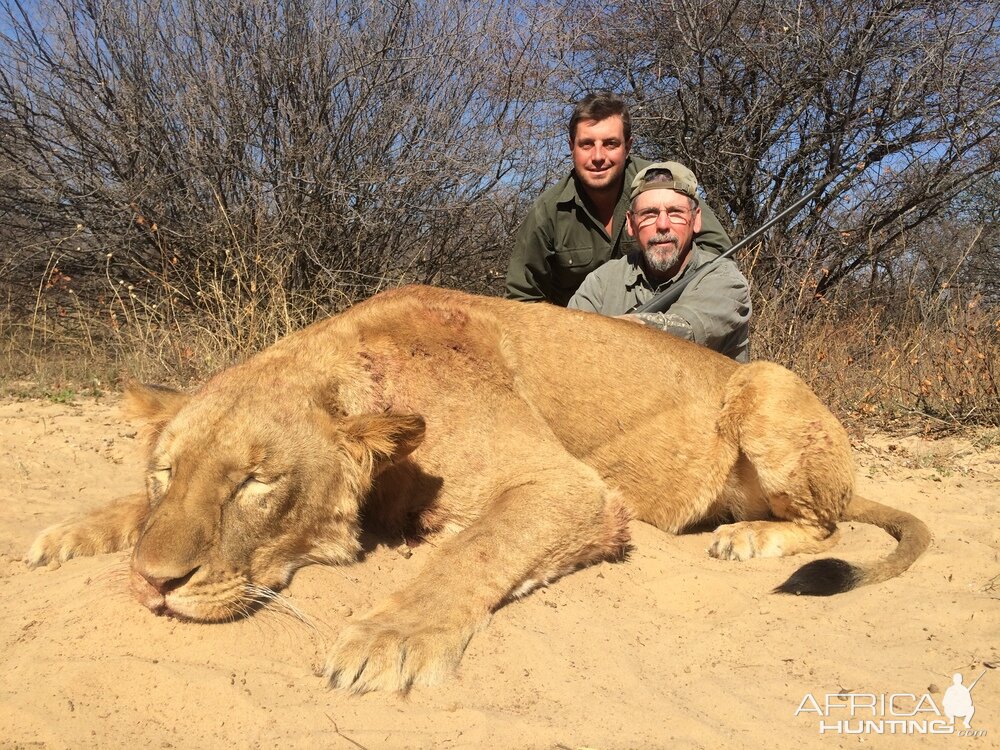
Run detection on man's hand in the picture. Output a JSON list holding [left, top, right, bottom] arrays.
[[615, 313, 648, 326], [615, 311, 695, 339]]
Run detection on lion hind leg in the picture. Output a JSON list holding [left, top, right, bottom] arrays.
[[26, 491, 148, 567], [709, 362, 854, 561], [708, 455, 845, 562]]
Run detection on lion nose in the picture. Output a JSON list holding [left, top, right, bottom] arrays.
[[138, 566, 199, 595]]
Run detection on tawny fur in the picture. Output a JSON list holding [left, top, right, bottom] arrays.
[[26, 285, 930, 691]]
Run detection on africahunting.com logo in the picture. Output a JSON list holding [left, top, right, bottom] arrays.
[[794, 669, 989, 736]]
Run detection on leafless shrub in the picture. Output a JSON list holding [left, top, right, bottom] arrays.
[[0, 0, 564, 317]]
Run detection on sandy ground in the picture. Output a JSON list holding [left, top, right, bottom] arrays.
[[1, 395, 998, 749]]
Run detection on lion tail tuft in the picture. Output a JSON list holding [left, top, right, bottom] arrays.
[[773, 558, 862, 596], [774, 495, 930, 596]]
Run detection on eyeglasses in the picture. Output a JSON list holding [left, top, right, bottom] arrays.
[[633, 207, 693, 228]]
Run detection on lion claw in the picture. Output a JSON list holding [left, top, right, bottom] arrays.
[[26, 517, 129, 568], [325, 614, 471, 694]]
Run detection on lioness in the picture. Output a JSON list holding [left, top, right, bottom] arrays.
[[28, 285, 929, 693]]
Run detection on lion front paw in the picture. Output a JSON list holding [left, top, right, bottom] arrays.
[[26, 516, 134, 568], [26, 493, 147, 568], [27, 519, 98, 567], [324, 611, 474, 694]]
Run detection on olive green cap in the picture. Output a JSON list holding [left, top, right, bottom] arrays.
[[629, 161, 698, 201]]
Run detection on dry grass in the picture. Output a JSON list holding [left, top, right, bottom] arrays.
[[751, 264, 1000, 432], [0, 252, 346, 396]]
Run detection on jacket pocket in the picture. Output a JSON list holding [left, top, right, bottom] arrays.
[[551, 245, 594, 269]]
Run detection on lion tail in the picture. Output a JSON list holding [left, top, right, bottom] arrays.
[[774, 495, 931, 596]]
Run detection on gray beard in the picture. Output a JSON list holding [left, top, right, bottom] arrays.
[[642, 232, 685, 277]]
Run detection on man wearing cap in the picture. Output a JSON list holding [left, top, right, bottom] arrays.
[[504, 91, 732, 306], [568, 162, 751, 362]]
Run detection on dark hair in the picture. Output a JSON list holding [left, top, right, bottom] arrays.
[[569, 91, 631, 143]]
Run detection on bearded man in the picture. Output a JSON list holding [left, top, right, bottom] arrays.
[[568, 162, 751, 362]]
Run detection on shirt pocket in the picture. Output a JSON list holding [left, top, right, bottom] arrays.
[[551, 245, 594, 270]]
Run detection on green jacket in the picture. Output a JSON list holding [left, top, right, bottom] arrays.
[[505, 156, 732, 306]]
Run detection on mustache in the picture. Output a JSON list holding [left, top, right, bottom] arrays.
[[648, 232, 679, 247]]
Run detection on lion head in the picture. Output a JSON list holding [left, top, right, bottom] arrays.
[[124, 377, 425, 622]]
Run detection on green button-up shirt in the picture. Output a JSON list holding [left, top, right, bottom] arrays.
[[568, 244, 752, 362], [505, 156, 732, 306]]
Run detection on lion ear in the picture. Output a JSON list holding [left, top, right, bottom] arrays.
[[124, 382, 190, 450], [340, 413, 426, 477]]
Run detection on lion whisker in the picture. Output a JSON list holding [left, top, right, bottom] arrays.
[[246, 584, 318, 632]]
